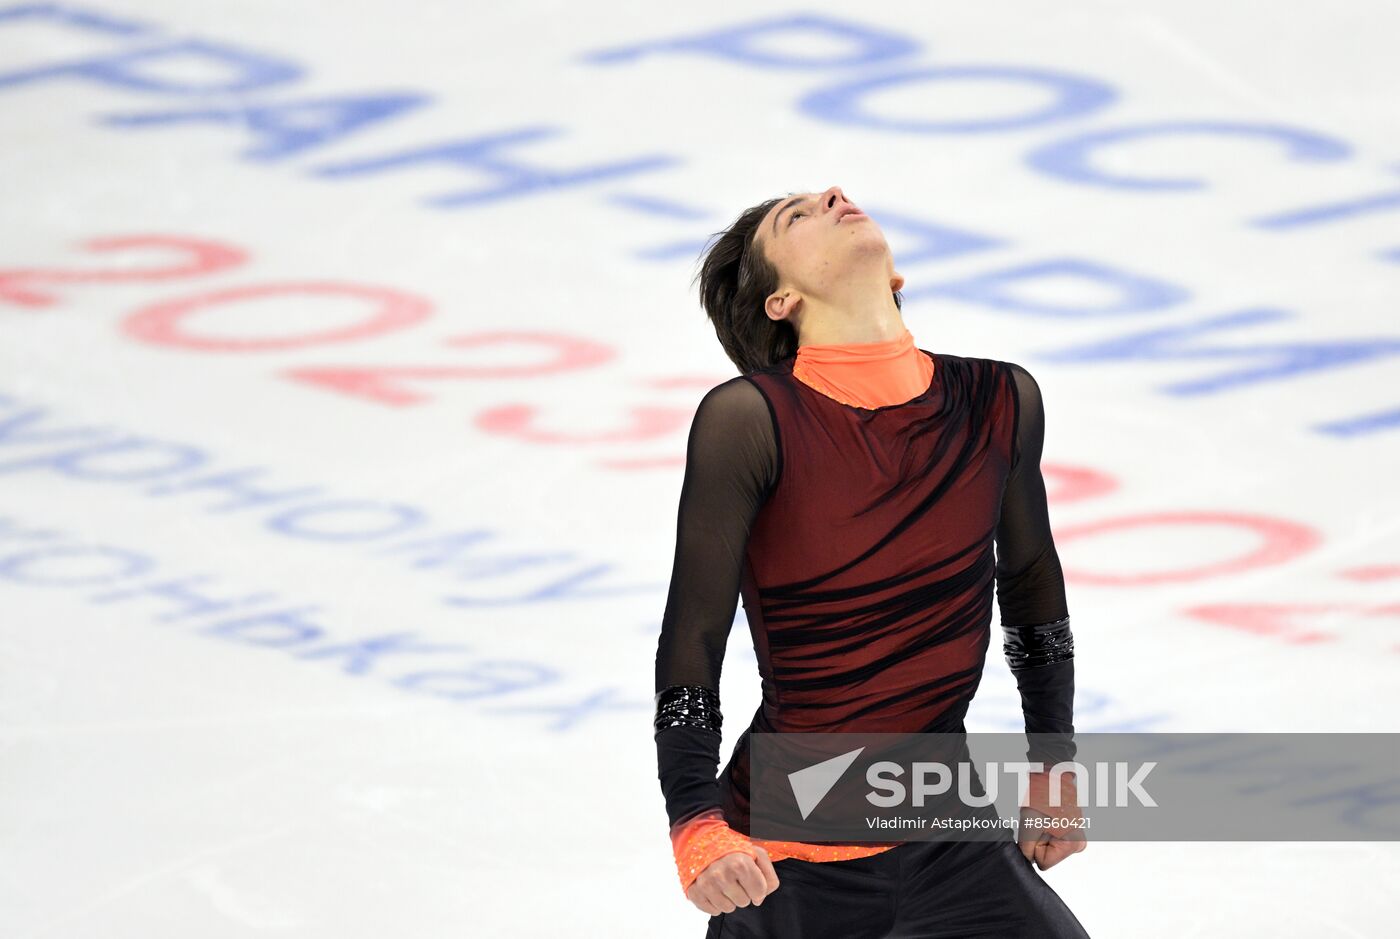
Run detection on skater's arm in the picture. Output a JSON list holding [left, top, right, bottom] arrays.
[[653, 377, 778, 896], [994, 364, 1075, 767]]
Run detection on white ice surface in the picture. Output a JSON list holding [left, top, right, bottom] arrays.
[[2, 1, 1399, 936]]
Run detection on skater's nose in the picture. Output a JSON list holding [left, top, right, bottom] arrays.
[[820, 185, 854, 218]]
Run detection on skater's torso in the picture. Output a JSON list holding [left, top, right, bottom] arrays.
[[721, 338, 1020, 834]]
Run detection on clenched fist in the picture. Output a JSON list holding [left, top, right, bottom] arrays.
[[1018, 769, 1088, 870], [686, 845, 781, 915]]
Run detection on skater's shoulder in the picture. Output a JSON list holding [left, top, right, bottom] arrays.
[[946, 353, 1040, 389], [700, 373, 767, 407], [694, 375, 776, 430]]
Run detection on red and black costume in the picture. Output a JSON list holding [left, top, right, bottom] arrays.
[[653, 331, 1085, 937]]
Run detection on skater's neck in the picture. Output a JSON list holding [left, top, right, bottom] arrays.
[[792, 325, 933, 409]]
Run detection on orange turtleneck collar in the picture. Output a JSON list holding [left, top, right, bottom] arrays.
[[792, 325, 934, 409]]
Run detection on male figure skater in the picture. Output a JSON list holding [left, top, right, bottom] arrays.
[[653, 186, 1089, 937]]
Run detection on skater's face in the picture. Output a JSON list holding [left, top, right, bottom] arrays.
[[753, 185, 902, 325]]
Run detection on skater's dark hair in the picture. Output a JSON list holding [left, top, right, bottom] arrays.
[[691, 193, 903, 375]]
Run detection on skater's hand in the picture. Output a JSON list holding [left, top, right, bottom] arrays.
[[686, 844, 780, 915], [1018, 770, 1087, 871]]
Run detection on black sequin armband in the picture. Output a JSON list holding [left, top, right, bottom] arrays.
[[1002, 614, 1074, 671], [653, 684, 723, 734]]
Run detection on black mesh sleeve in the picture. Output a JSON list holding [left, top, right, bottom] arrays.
[[995, 363, 1076, 766], [653, 376, 778, 829]]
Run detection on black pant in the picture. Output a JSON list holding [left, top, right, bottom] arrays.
[[704, 837, 1091, 938]]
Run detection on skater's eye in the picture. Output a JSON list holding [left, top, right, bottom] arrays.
[[788, 211, 804, 225]]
